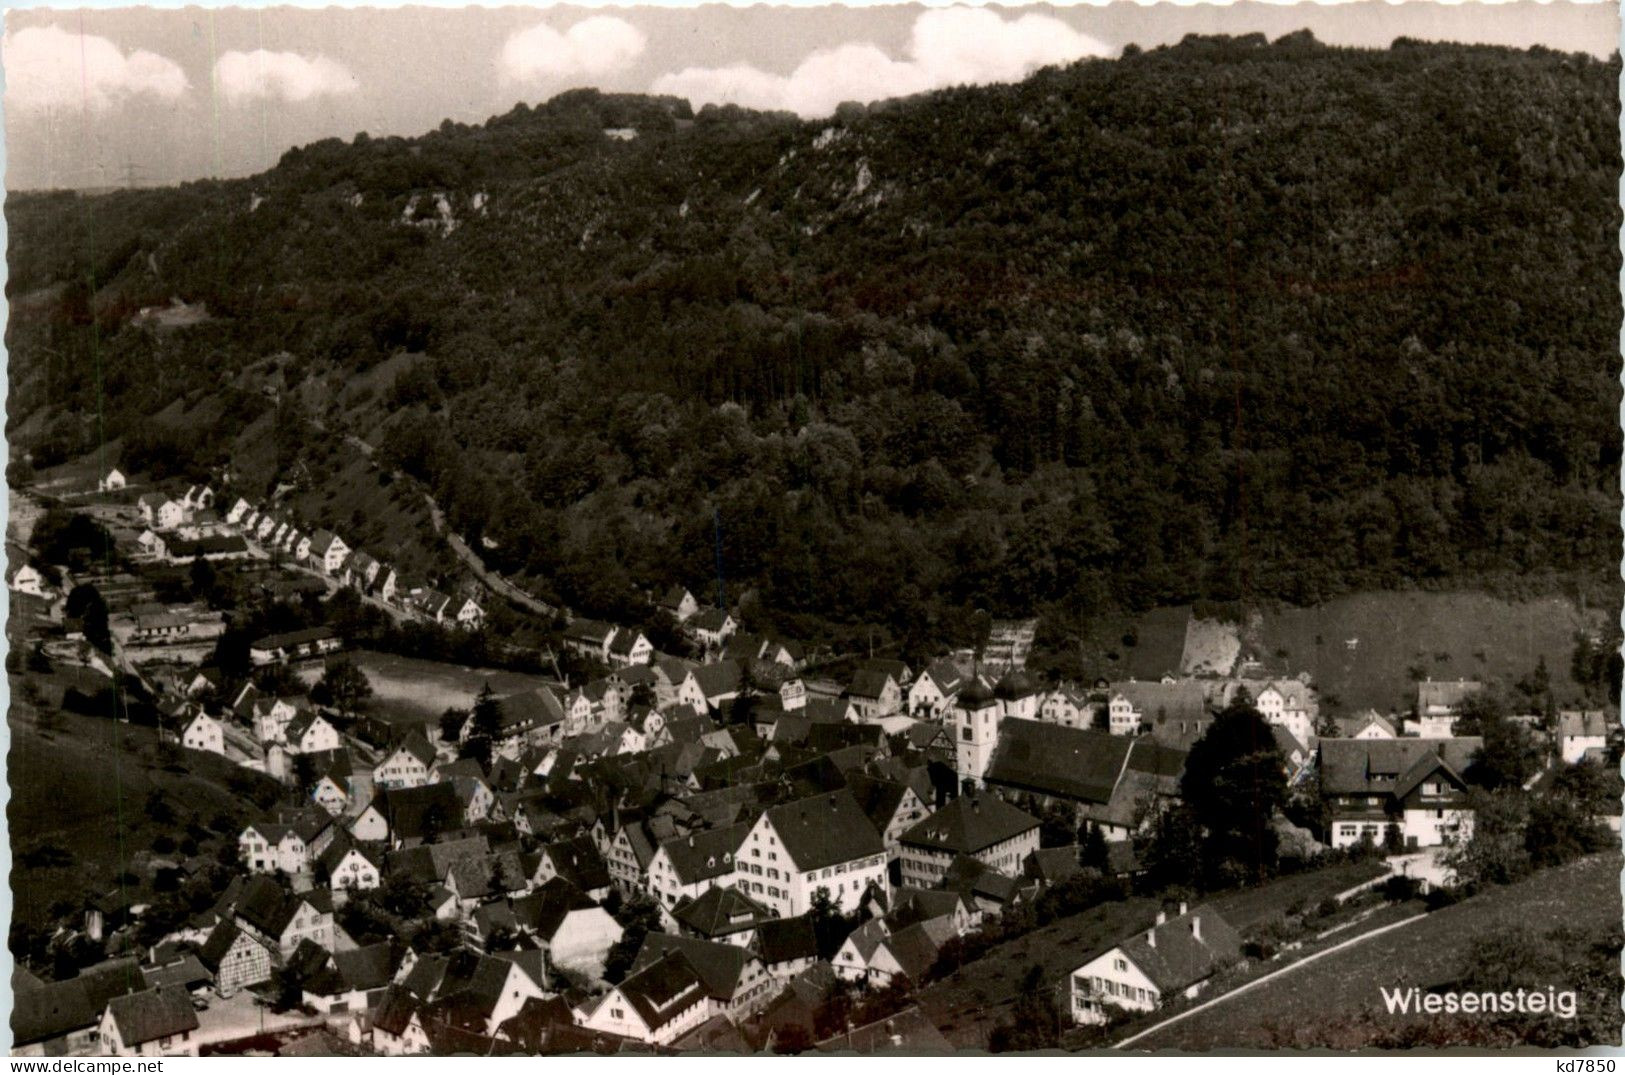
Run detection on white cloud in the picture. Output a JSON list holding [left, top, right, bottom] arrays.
[[653, 8, 1113, 119], [501, 16, 647, 83], [4, 25, 189, 113], [213, 49, 359, 105]]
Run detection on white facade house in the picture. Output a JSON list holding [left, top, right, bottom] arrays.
[[738, 792, 889, 917], [98, 468, 127, 492], [181, 712, 225, 755], [1068, 905, 1241, 1026], [1558, 711, 1609, 764]]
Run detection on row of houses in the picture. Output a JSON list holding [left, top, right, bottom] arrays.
[[221, 495, 484, 630]]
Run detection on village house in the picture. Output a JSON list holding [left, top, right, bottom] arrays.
[[897, 794, 1041, 889], [631, 933, 777, 1022], [455, 597, 485, 630], [363, 987, 431, 1055], [8, 563, 50, 599], [983, 719, 1185, 843], [249, 626, 342, 666], [1318, 737, 1481, 849], [181, 711, 225, 755], [239, 821, 314, 876], [233, 878, 337, 959], [609, 629, 654, 667], [1415, 679, 1483, 737], [182, 485, 215, 512], [306, 530, 350, 574], [374, 733, 437, 790], [845, 773, 931, 862], [845, 669, 902, 722], [1040, 685, 1094, 729], [739, 791, 889, 917], [1067, 903, 1241, 1025], [341, 550, 381, 591], [10, 975, 103, 1057], [321, 838, 384, 891], [284, 710, 342, 756], [646, 822, 752, 909], [1106, 679, 1209, 739], [98, 986, 199, 1057], [1558, 710, 1609, 764], [659, 585, 700, 623], [137, 493, 187, 531], [98, 467, 127, 492], [505, 877, 622, 973], [581, 950, 712, 1046], [563, 619, 620, 663], [689, 608, 737, 651], [670, 885, 776, 948], [199, 921, 276, 997]]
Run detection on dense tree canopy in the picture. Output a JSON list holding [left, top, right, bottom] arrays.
[[9, 37, 1620, 653]]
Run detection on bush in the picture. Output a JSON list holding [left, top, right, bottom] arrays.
[[1423, 886, 1460, 911], [1315, 896, 1340, 918]]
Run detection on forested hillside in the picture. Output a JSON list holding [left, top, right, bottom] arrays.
[[8, 32, 1621, 655]]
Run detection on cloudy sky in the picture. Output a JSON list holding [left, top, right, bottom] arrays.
[[3, 1, 1617, 190]]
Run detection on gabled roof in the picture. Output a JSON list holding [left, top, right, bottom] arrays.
[[899, 794, 1039, 855], [881, 917, 954, 982], [843, 773, 913, 832], [284, 709, 331, 745], [372, 984, 422, 1036], [692, 660, 742, 700], [659, 585, 693, 610], [12, 979, 97, 1046], [541, 834, 612, 892], [385, 732, 437, 770], [690, 608, 733, 633], [105, 985, 199, 1046], [1110, 679, 1208, 722], [845, 669, 897, 701], [510, 877, 600, 940], [754, 913, 818, 966], [565, 618, 618, 646], [762, 791, 884, 871], [657, 821, 752, 885], [984, 719, 1135, 804], [672, 885, 774, 940], [632, 934, 754, 1002], [613, 951, 709, 1032], [1115, 907, 1242, 995], [1318, 737, 1483, 796], [1559, 710, 1610, 740], [1416, 679, 1483, 712]]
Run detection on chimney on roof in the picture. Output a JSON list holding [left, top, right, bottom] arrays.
[[1155, 910, 1167, 926], [1191, 916, 1202, 941], [1178, 900, 1188, 916], [1146, 928, 1156, 948]]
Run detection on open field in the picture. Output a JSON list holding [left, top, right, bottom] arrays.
[[915, 859, 1394, 1049], [7, 695, 271, 927], [1256, 591, 1605, 713], [299, 648, 562, 721], [1137, 852, 1624, 1050]]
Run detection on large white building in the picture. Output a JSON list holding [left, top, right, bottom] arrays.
[[738, 791, 888, 916]]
